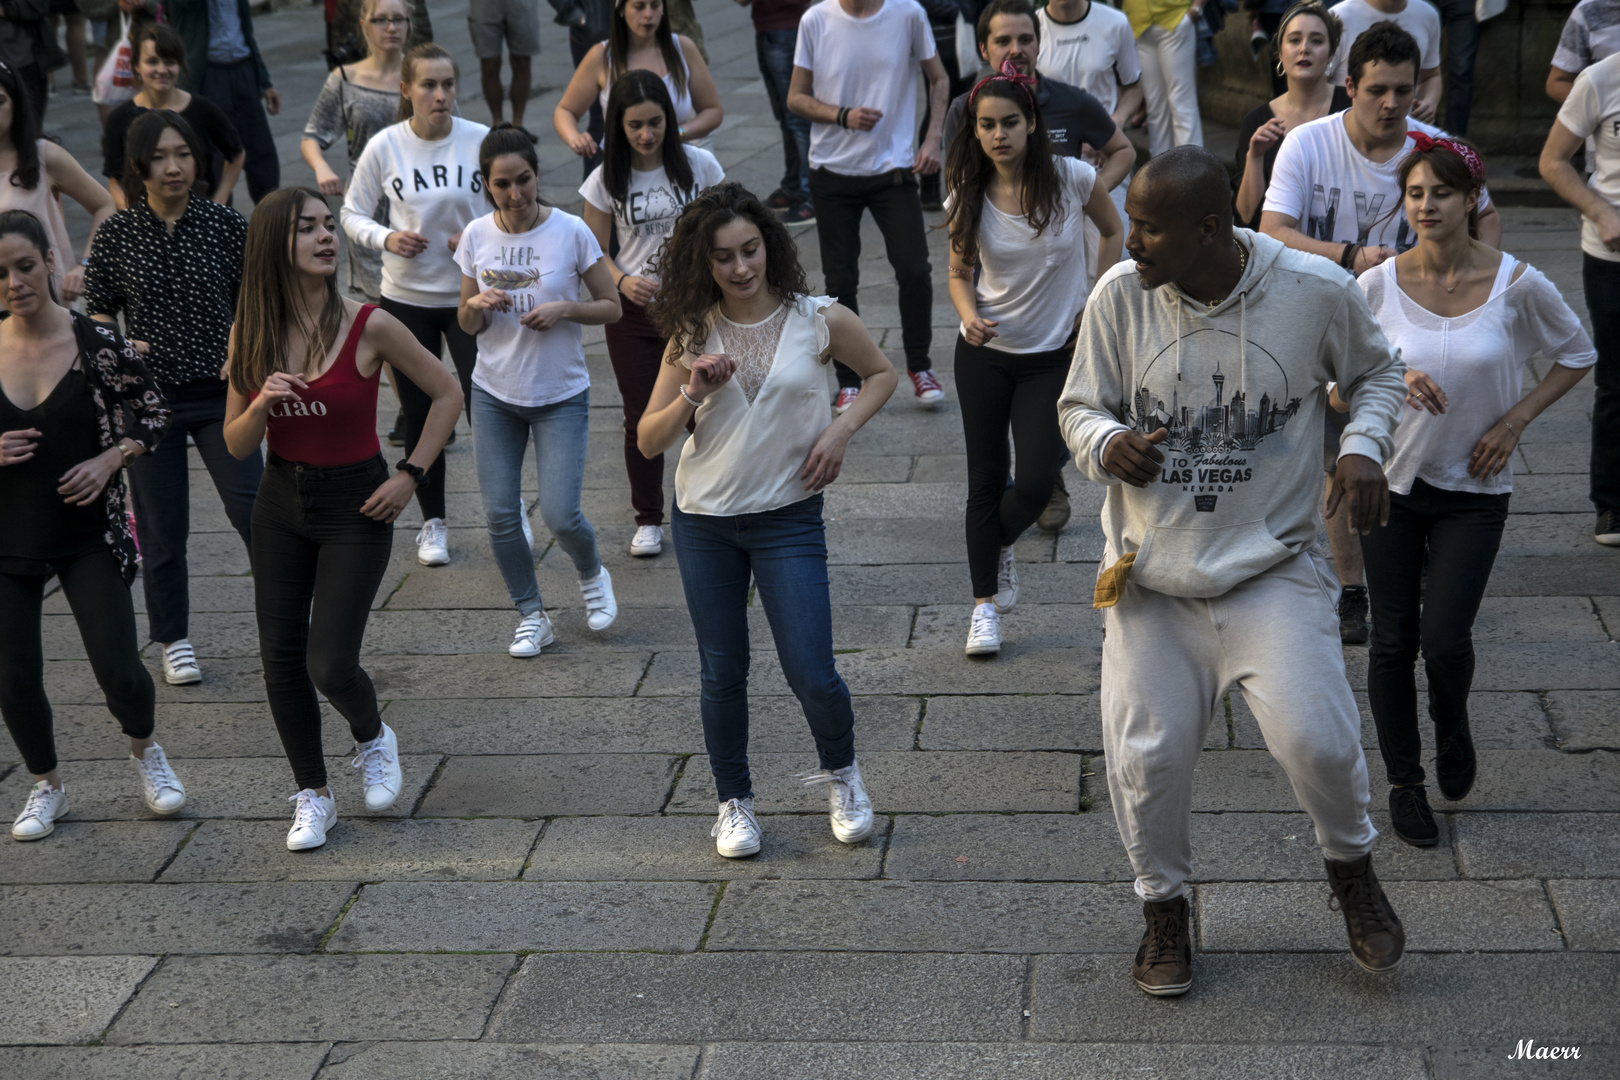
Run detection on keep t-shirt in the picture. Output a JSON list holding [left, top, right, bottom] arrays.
[[1325, 0, 1441, 84], [1037, 3, 1141, 115], [1557, 53, 1620, 262], [578, 147, 725, 280], [1263, 113, 1490, 251], [793, 0, 936, 176], [1553, 0, 1620, 72], [453, 209, 605, 408]]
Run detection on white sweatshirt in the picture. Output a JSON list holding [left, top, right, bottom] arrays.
[[1059, 229, 1407, 599], [341, 117, 490, 308]]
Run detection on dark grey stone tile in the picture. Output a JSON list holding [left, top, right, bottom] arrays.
[[1454, 813, 1620, 878], [1548, 880, 1620, 950], [525, 814, 888, 880], [0, 821, 192, 884], [318, 1042, 699, 1079], [0, 1044, 330, 1080], [920, 695, 1102, 751], [0, 956, 157, 1044], [416, 755, 679, 817]]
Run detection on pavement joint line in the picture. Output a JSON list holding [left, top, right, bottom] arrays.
[[93, 953, 166, 1047], [407, 755, 450, 818], [1018, 954, 1037, 1038], [688, 1044, 709, 1080], [631, 652, 657, 697], [875, 814, 898, 879], [695, 881, 729, 952], [315, 885, 365, 954], [904, 606, 921, 649], [151, 821, 204, 882], [516, 817, 552, 879], [660, 754, 695, 815], [1541, 878, 1573, 950], [477, 953, 527, 1041], [911, 696, 926, 749]]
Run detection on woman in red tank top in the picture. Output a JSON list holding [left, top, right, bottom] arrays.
[[223, 188, 462, 853]]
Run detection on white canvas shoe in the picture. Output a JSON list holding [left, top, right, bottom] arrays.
[[800, 760, 875, 843], [161, 640, 201, 685], [580, 568, 618, 631], [11, 781, 66, 841], [286, 789, 337, 851], [711, 797, 762, 858], [630, 524, 663, 557], [416, 518, 450, 566], [965, 602, 1002, 656], [993, 547, 1019, 613], [351, 724, 403, 812], [130, 744, 185, 815], [509, 611, 555, 658]]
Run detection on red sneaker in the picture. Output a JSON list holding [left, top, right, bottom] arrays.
[[910, 369, 945, 405], [833, 387, 860, 413]]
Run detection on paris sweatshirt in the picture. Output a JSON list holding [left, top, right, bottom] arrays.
[[1058, 228, 1406, 599], [341, 116, 490, 308]]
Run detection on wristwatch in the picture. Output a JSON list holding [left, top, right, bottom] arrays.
[[395, 459, 428, 486], [118, 442, 137, 468]]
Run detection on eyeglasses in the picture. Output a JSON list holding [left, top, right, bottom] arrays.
[[367, 16, 409, 26]]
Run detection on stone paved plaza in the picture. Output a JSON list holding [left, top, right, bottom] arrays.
[[2, 2, 1617, 1076]]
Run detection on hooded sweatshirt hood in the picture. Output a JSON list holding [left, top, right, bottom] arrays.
[[1059, 229, 1406, 599]]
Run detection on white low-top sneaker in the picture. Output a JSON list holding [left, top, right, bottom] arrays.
[[711, 796, 762, 858], [630, 524, 663, 557], [286, 789, 337, 851], [351, 723, 403, 812], [416, 518, 450, 566], [161, 639, 201, 685], [509, 611, 555, 658], [993, 546, 1019, 613], [11, 781, 66, 841], [800, 760, 875, 843], [581, 567, 618, 631], [131, 744, 185, 815], [519, 499, 534, 549], [965, 602, 1002, 656]]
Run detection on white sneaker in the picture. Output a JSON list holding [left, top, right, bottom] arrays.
[[993, 546, 1019, 613], [581, 567, 618, 631], [11, 781, 66, 841], [416, 518, 450, 566], [800, 760, 875, 843], [351, 723, 402, 812], [130, 744, 185, 815], [965, 602, 1002, 656], [286, 788, 337, 851], [631, 524, 663, 557], [161, 640, 201, 685], [519, 500, 534, 549], [711, 796, 762, 858], [509, 610, 554, 657]]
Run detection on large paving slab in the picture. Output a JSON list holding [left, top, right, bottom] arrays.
[[639, 646, 1103, 697], [1547, 880, 1620, 950], [919, 695, 1103, 752], [416, 755, 680, 817], [1453, 813, 1620, 878], [317, 1042, 701, 1079], [1546, 690, 1620, 750], [44, 703, 354, 760], [0, 956, 157, 1045], [0, 821, 192, 884], [0, 1044, 331, 1080], [524, 814, 889, 880]]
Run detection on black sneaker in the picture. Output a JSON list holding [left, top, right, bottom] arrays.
[[1132, 895, 1192, 997], [1434, 722, 1476, 801], [781, 200, 815, 226], [1388, 784, 1439, 847], [387, 411, 406, 447], [1597, 509, 1620, 547], [765, 188, 797, 211], [1325, 854, 1405, 973], [1338, 585, 1369, 645]]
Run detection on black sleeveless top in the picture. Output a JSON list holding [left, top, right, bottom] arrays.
[[0, 364, 111, 574]]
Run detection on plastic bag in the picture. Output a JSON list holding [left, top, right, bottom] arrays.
[[93, 15, 137, 107]]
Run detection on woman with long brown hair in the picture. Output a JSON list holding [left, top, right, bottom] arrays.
[[224, 188, 462, 852]]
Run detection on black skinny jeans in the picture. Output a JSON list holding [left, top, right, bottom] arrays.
[[1581, 254, 1620, 513], [955, 336, 1070, 598], [0, 550, 154, 776], [378, 297, 478, 521], [1359, 478, 1509, 787], [809, 167, 934, 387], [252, 454, 393, 791]]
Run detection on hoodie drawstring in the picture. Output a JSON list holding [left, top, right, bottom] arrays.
[[1174, 300, 1182, 383], [1238, 291, 1247, 404]]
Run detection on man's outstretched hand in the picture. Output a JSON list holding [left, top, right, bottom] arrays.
[[1325, 453, 1390, 536], [1102, 427, 1167, 487]]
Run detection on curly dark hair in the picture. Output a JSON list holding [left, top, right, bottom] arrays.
[[944, 79, 1066, 267], [647, 182, 809, 360]]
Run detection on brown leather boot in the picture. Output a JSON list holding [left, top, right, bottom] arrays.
[[1132, 895, 1192, 997], [1325, 854, 1405, 973]]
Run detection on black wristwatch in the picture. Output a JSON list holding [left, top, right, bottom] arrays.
[[395, 459, 428, 486]]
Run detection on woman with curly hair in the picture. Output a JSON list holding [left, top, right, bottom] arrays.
[[637, 183, 896, 860]]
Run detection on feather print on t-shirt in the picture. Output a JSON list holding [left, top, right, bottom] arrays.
[[480, 267, 546, 289]]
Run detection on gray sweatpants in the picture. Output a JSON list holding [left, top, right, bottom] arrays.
[[1101, 549, 1378, 901]]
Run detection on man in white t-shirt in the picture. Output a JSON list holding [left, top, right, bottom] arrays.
[[788, 0, 949, 410], [1540, 52, 1620, 546], [1326, 0, 1441, 123], [1037, 0, 1144, 129], [1262, 19, 1498, 639]]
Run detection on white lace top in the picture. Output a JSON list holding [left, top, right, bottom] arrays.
[[675, 294, 837, 516]]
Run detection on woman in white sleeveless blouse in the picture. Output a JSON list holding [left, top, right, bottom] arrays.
[[638, 183, 896, 861]]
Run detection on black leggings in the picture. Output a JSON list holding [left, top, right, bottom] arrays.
[[252, 454, 393, 791], [0, 550, 154, 775], [955, 335, 1070, 598], [1359, 478, 1509, 787], [378, 297, 477, 521]]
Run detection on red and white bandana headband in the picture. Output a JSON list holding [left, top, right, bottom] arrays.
[[1406, 130, 1485, 185]]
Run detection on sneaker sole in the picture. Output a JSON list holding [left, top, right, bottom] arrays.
[[832, 819, 875, 844], [143, 795, 186, 816], [993, 597, 1017, 615], [964, 641, 1001, 656], [1596, 534, 1620, 546], [1133, 975, 1192, 997], [1436, 775, 1475, 802], [630, 546, 661, 557], [1350, 950, 1403, 974], [10, 820, 57, 841], [364, 792, 400, 813], [1390, 825, 1440, 848], [286, 833, 329, 852], [164, 670, 202, 686], [418, 553, 450, 567], [717, 839, 762, 858]]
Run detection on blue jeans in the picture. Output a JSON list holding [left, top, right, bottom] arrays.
[[1428, 0, 1480, 135], [470, 385, 600, 615], [755, 28, 811, 201], [672, 494, 855, 801]]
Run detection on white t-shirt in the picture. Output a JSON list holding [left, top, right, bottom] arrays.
[[1325, 0, 1441, 85], [453, 209, 605, 408], [1558, 53, 1620, 262], [1264, 113, 1490, 251], [793, 0, 936, 176], [341, 117, 491, 308], [1037, 4, 1141, 116], [578, 147, 725, 280], [1360, 254, 1595, 495]]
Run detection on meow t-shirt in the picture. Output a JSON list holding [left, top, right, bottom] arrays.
[[578, 147, 726, 281]]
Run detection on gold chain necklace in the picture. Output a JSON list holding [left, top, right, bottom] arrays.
[[1204, 242, 1248, 309]]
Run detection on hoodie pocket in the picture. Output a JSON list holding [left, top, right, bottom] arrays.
[[1129, 518, 1297, 598]]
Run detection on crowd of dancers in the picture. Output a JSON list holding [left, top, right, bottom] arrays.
[[0, 0, 1614, 998]]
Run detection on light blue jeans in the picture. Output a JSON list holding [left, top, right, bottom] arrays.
[[471, 385, 601, 616]]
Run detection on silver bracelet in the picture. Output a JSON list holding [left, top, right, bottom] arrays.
[[1502, 418, 1518, 438], [679, 384, 702, 408]]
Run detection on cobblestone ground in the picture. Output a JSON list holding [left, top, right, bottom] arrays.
[[1, 2, 1616, 1076]]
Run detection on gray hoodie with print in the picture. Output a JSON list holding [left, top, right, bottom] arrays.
[[1058, 228, 1406, 599]]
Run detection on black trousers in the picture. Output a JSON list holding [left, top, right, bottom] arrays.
[[809, 167, 934, 387], [917, 17, 977, 201], [1582, 254, 1620, 513], [0, 549, 154, 775], [200, 58, 280, 203], [126, 381, 262, 644], [955, 335, 1070, 598], [252, 454, 393, 791], [570, 30, 606, 180], [378, 297, 478, 521], [1359, 478, 1509, 787]]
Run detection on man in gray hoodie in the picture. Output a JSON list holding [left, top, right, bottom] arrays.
[[1059, 145, 1408, 997]]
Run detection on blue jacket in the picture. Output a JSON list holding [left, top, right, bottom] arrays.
[[162, 0, 273, 92]]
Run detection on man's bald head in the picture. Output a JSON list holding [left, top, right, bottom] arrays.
[[1134, 145, 1234, 229]]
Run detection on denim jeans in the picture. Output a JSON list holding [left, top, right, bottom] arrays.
[[672, 494, 856, 801], [755, 28, 811, 201], [470, 385, 601, 615], [1429, 0, 1480, 135], [1582, 254, 1620, 512]]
